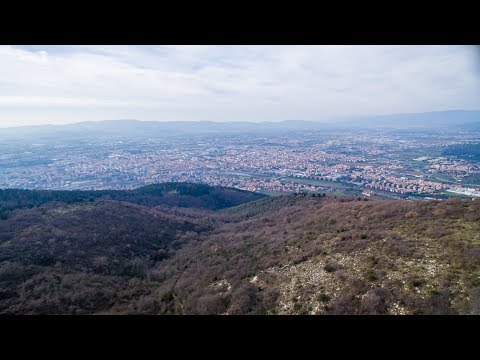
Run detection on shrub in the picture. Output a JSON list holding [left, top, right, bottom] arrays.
[[317, 293, 331, 303], [360, 288, 389, 314]]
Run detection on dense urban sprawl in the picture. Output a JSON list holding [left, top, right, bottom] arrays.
[[1, 129, 479, 199]]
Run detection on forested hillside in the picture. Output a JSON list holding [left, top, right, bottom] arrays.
[[0, 182, 266, 219], [0, 185, 479, 315]]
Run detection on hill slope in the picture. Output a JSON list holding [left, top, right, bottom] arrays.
[[0, 182, 266, 219], [0, 189, 479, 315]]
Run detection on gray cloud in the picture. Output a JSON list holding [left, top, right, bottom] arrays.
[[0, 45, 478, 127]]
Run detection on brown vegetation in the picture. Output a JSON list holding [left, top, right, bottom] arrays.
[[1, 185, 479, 315]]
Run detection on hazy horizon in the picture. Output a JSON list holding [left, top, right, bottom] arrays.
[[1, 45, 479, 127], [0, 109, 479, 129]]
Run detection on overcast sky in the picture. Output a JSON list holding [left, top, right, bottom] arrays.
[[0, 45, 478, 127]]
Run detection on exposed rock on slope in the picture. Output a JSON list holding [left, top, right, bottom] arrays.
[[0, 188, 479, 315]]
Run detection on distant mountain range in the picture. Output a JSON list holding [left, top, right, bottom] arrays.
[[335, 110, 480, 129], [1, 110, 479, 142]]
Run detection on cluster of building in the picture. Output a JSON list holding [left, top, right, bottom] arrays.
[[447, 187, 480, 198], [1, 130, 479, 199], [364, 178, 450, 194]]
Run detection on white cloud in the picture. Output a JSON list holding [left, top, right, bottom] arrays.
[[0, 45, 478, 127]]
